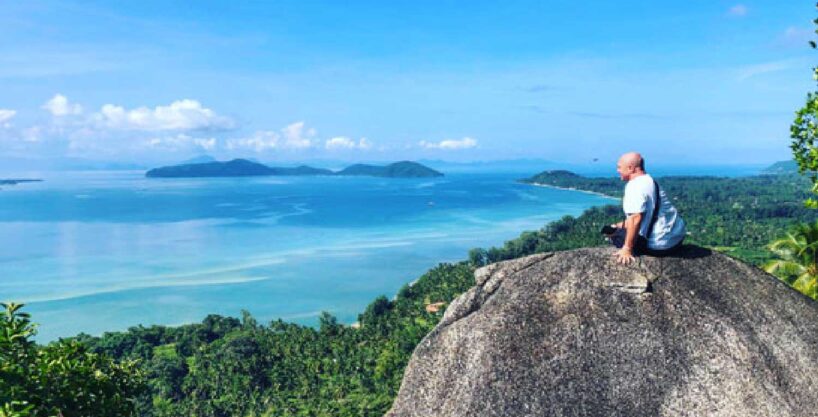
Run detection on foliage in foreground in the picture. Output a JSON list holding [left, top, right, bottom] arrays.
[[778, 5, 818, 299], [764, 221, 818, 299], [0, 303, 144, 417], [790, 3, 818, 208]]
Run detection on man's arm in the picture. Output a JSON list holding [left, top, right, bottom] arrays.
[[615, 212, 643, 265], [622, 212, 643, 251]]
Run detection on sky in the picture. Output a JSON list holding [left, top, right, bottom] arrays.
[[0, 0, 815, 166]]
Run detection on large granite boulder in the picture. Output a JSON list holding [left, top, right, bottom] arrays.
[[385, 246, 818, 417]]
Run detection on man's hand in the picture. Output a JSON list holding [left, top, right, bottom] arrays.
[[614, 247, 635, 265]]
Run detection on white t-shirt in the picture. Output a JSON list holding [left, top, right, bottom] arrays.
[[622, 174, 686, 250]]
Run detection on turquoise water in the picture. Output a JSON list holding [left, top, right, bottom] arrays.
[[0, 171, 614, 341]]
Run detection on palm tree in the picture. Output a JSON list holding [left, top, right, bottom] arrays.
[[764, 221, 818, 300]]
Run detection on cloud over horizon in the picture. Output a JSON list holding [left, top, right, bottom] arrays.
[[0, 95, 392, 160], [94, 99, 234, 131], [225, 122, 317, 153], [280, 121, 315, 149], [145, 134, 217, 152], [419, 137, 477, 150], [42, 94, 83, 117], [0, 109, 16, 127], [325, 136, 372, 150], [2, 96, 237, 159]]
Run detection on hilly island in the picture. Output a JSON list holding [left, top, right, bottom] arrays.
[[145, 159, 443, 178]]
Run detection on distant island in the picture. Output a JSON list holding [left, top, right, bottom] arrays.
[[334, 162, 442, 177], [178, 155, 217, 165], [760, 160, 799, 175], [145, 159, 443, 178], [0, 179, 42, 186], [521, 169, 622, 197]]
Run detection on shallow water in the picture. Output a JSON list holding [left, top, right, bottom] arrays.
[[0, 170, 614, 341]]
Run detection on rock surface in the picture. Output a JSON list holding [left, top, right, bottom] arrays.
[[385, 246, 818, 417]]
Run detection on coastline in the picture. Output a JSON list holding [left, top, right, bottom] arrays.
[[380, 182, 618, 323], [526, 181, 619, 200]]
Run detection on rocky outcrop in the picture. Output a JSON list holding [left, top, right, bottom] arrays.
[[386, 246, 818, 417]]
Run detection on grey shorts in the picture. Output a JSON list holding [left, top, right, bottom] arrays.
[[608, 228, 682, 257]]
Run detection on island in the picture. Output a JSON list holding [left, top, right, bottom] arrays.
[[145, 159, 443, 178], [760, 160, 799, 176], [0, 179, 42, 186], [521, 169, 622, 196], [335, 161, 443, 177]]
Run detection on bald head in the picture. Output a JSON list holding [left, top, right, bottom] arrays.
[[619, 152, 643, 170], [616, 152, 646, 181]]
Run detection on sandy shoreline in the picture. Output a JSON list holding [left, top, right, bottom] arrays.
[[527, 182, 619, 200]]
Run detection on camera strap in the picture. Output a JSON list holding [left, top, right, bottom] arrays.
[[645, 178, 661, 241]]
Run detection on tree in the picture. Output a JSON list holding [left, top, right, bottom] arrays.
[[790, 3, 818, 207], [319, 312, 340, 336], [772, 3, 818, 300], [0, 303, 37, 417], [764, 221, 818, 299], [468, 248, 488, 266], [0, 303, 145, 417]]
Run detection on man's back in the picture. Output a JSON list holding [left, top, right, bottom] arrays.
[[623, 174, 686, 250]]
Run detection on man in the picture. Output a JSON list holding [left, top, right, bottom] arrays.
[[607, 152, 686, 265]]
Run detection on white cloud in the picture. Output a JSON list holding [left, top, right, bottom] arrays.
[[736, 60, 793, 81], [728, 4, 747, 17], [325, 136, 372, 150], [94, 99, 233, 131], [0, 109, 16, 127], [419, 137, 477, 150], [280, 121, 315, 149], [226, 122, 317, 152], [144, 134, 218, 151], [195, 137, 217, 150], [226, 130, 280, 152], [42, 94, 83, 116]]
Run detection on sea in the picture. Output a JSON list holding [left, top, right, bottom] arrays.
[[0, 165, 761, 341]]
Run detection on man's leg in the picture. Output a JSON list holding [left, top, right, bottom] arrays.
[[643, 238, 685, 257], [609, 229, 649, 256], [608, 228, 627, 248]]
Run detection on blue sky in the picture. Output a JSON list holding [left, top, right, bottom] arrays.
[[0, 0, 815, 165]]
